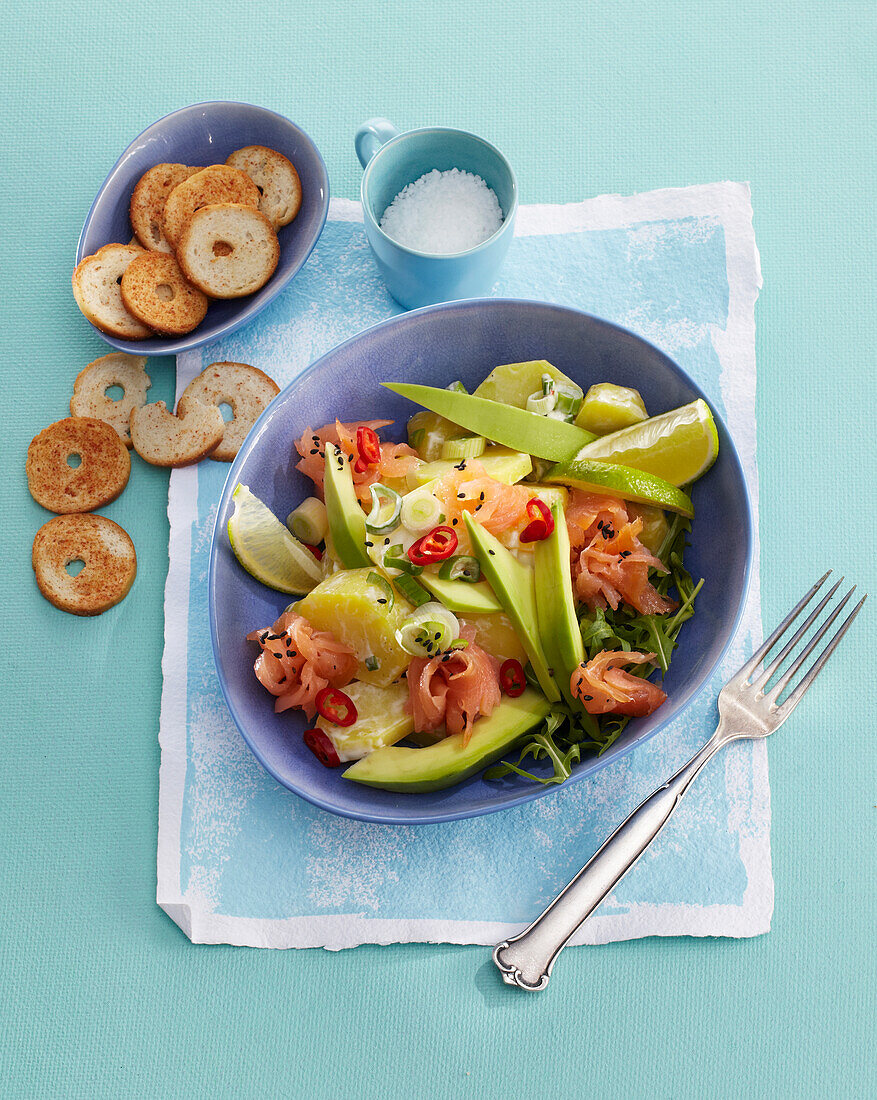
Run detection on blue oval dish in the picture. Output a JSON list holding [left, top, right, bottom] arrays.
[[208, 299, 753, 825], [75, 101, 329, 356]]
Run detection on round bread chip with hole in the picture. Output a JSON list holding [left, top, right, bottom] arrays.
[[26, 416, 131, 513], [177, 361, 279, 462], [70, 353, 152, 447]]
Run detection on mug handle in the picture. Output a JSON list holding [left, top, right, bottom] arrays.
[[355, 118, 399, 168]]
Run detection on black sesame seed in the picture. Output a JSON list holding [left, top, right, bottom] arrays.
[[583, 694, 593, 701], [273, 652, 283, 659], [310, 448, 319, 455], [452, 518, 458, 525], [286, 650, 295, 658], [488, 550, 495, 556], [377, 598, 387, 605], [457, 492, 465, 499], [365, 540, 373, 547]]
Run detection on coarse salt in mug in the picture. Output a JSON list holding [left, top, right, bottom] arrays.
[[355, 118, 518, 310]]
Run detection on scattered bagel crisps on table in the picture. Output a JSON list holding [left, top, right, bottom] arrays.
[[72, 245, 153, 340], [27, 417, 130, 513], [70, 353, 152, 447], [161, 164, 260, 250], [32, 514, 137, 616], [226, 145, 302, 228], [120, 252, 209, 335], [177, 203, 280, 298], [178, 361, 280, 461], [130, 163, 203, 253], [130, 399, 225, 467]]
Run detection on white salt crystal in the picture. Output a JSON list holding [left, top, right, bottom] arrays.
[[379, 168, 504, 254]]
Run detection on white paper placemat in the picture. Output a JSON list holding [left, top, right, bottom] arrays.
[[157, 182, 770, 948]]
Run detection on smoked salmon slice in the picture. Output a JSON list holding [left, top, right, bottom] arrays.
[[570, 650, 667, 717], [247, 609, 357, 719], [571, 514, 676, 615], [406, 625, 502, 745]]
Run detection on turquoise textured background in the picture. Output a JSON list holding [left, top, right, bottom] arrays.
[[2, 3, 875, 1097]]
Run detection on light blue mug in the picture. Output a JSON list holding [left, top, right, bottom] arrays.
[[355, 118, 518, 310]]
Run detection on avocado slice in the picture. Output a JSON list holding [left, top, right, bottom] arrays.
[[463, 514, 560, 702], [322, 443, 371, 568], [342, 690, 552, 792], [383, 382, 596, 462], [543, 457, 694, 517], [534, 502, 584, 708], [418, 573, 503, 614], [409, 445, 532, 488]]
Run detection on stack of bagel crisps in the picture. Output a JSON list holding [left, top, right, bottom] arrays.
[[72, 146, 302, 339]]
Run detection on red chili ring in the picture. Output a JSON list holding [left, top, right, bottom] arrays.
[[408, 525, 458, 565], [500, 658, 527, 697], [303, 543, 323, 560], [356, 425, 381, 468], [315, 686, 358, 727], [304, 728, 341, 768], [520, 497, 555, 543]]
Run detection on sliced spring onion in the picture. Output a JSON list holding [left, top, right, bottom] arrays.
[[384, 542, 424, 575], [551, 382, 583, 421], [408, 427, 425, 451], [440, 435, 486, 461], [365, 484, 402, 533], [449, 638, 469, 651], [366, 570, 395, 612], [395, 602, 461, 657], [364, 655, 380, 671], [526, 391, 557, 416], [541, 373, 554, 396], [286, 496, 328, 545], [438, 555, 481, 582], [392, 572, 431, 607], [400, 487, 443, 536], [446, 380, 468, 393]]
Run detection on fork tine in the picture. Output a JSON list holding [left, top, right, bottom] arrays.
[[765, 585, 856, 702], [752, 576, 845, 691], [736, 572, 831, 683], [776, 595, 867, 718]]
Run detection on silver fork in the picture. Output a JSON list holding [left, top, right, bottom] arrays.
[[493, 573, 866, 991]]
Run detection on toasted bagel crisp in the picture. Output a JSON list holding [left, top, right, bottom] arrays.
[[226, 145, 302, 228], [72, 245, 153, 340], [162, 165, 260, 249], [33, 514, 136, 616], [130, 163, 203, 253], [177, 203, 280, 299], [130, 399, 225, 467], [27, 417, 131, 513], [70, 353, 152, 447], [120, 252, 209, 336], [178, 362, 280, 461]]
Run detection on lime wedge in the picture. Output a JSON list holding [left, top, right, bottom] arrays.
[[574, 399, 718, 485], [228, 484, 322, 594], [544, 458, 694, 517]]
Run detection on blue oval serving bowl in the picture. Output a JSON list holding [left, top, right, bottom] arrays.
[[75, 101, 329, 356], [209, 299, 753, 825]]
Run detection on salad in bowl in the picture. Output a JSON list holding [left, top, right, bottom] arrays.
[[229, 357, 717, 794]]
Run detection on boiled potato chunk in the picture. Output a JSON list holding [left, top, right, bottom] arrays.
[[322, 680, 414, 762], [295, 567, 412, 686]]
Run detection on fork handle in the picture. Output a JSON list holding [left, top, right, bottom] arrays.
[[493, 727, 729, 990]]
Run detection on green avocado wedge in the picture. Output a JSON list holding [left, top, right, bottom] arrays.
[[543, 457, 694, 517], [383, 382, 596, 462], [418, 573, 503, 614], [463, 514, 560, 702], [534, 502, 584, 708], [323, 443, 371, 568], [342, 690, 552, 792]]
